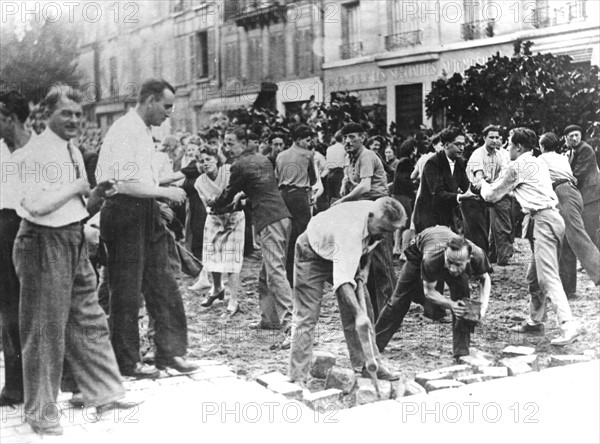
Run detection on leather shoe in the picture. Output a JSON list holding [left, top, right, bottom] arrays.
[[97, 398, 144, 415], [156, 356, 200, 373], [224, 301, 240, 317], [26, 419, 63, 436], [248, 321, 281, 330], [0, 394, 23, 407], [68, 392, 85, 408], [510, 322, 544, 334], [200, 289, 225, 307], [121, 362, 160, 379], [361, 362, 401, 381]]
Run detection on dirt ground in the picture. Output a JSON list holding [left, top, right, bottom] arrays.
[[179, 238, 600, 387]]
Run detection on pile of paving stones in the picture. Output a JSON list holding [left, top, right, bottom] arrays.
[[255, 348, 595, 411]]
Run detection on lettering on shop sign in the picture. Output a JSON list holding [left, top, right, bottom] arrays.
[[334, 63, 438, 88]]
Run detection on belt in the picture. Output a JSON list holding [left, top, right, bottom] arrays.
[[552, 178, 574, 190], [529, 207, 554, 217], [279, 185, 310, 192], [23, 219, 83, 230]]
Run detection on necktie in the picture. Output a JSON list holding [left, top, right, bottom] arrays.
[[67, 141, 87, 207]]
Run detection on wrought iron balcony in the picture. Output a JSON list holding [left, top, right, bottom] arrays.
[[340, 41, 363, 60], [385, 30, 423, 51], [461, 19, 495, 40], [532, 1, 587, 28], [233, 2, 287, 28]]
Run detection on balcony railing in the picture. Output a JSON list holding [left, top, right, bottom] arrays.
[[340, 41, 363, 60], [461, 19, 495, 40], [385, 30, 423, 51], [233, 2, 286, 27], [532, 1, 587, 28]]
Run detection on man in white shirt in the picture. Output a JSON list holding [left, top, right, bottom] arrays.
[[288, 197, 406, 384], [323, 131, 345, 205], [479, 127, 581, 346], [13, 85, 134, 435], [464, 125, 513, 263], [0, 90, 34, 407], [96, 79, 197, 378]]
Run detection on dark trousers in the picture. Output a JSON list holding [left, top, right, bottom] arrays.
[[582, 199, 600, 252], [460, 198, 489, 252], [0, 209, 23, 401], [367, 232, 396, 320], [280, 187, 312, 286], [489, 195, 514, 264], [325, 168, 344, 203], [13, 220, 125, 426], [100, 196, 188, 374], [375, 247, 472, 359], [557, 184, 600, 293]]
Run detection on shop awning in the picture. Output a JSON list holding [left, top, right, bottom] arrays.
[[202, 94, 258, 113]]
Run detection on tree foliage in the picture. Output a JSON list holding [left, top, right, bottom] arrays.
[[425, 41, 600, 135], [0, 20, 82, 104]]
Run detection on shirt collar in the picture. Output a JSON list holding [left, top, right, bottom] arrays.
[[349, 146, 364, 163], [40, 127, 71, 147]]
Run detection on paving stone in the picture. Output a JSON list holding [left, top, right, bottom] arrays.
[[424, 379, 465, 392], [310, 351, 336, 379], [353, 383, 392, 406], [255, 371, 290, 388], [549, 355, 593, 367], [189, 367, 236, 381], [456, 374, 493, 384], [303, 388, 342, 411], [415, 364, 473, 387], [267, 381, 304, 400], [393, 379, 427, 398], [123, 379, 157, 391], [500, 357, 534, 376], [458, 355, 494, 372], [324, 367, 357, 394], [482, 366, 509, 378], [502, 345, 536, 356]]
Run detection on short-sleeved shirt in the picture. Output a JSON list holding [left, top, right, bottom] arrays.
[[275, 145, 316, 189], [344, 147, 388, 200], [410, 226, 492, 282], [95, 109, 158, 186], [466, 145, 509, 183], [305, 200, 381, 293]]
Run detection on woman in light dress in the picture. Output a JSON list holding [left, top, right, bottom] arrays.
[[194, 145, 245, 317]]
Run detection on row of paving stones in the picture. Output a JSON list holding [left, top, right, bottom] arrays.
[[0, 359, 238, 443], [253, 348, 596, 411]]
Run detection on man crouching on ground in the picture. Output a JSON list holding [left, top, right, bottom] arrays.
[[288, 197, 406, 384]]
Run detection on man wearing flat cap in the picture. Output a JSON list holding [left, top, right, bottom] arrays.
[[564, 124, 600, 252], [275, 124, 318, 285], [333, 122, 395, 319]]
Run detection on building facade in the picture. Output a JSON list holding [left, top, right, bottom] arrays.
[[76, 0, 325, 135], [322, 0, 600, 136]]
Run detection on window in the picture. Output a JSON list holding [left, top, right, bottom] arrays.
[[269, 31, 285, 80], [175, 37, 186, 84], [461, 0, 495, 40], [294, 28, 313, 77], [341, 2, 362, 59], [386, 0, 422, 50], [224, 42, 240, 81], [129, 49, 141, 82], [153, 46, 163, 78], [109, 56, 118, 98], [189, 32, 209, 80], [247, 34, 263, 82]]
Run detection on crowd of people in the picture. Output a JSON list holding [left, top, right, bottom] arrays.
[[1, 79, 599, 435]]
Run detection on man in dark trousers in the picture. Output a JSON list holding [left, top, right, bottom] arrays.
[[564, 124, 600, 252], [275, 124, 317, 285], [375, 226, 492, 360], [0, 90, 34, 407], [413, 127, 475, 233], [97, 79, 197, 378], [209, 127, 294, 336]]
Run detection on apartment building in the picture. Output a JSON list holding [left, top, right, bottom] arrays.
[[76, 0, 324, 134], [322, 0, 600, 135]]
